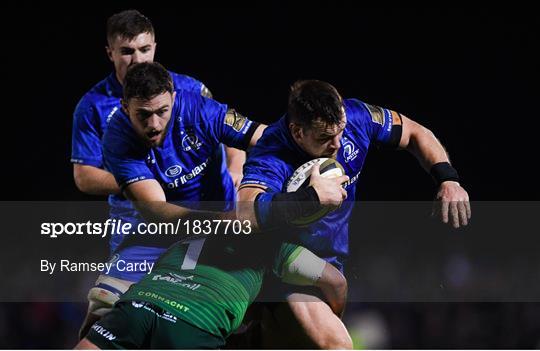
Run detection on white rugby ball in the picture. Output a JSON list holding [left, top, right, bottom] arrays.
[[286, 158, 345, 226]]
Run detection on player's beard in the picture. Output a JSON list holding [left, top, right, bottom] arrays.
[[146, 130, 164, 147], [144, 120, 172, 147]]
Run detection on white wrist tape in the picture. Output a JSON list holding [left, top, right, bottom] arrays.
[[87, 275, 133, 316]]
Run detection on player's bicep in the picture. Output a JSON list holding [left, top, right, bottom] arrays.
[[248, 123, 267, 148], [103, 143, 155, 191], [398, 114, 427, 149]]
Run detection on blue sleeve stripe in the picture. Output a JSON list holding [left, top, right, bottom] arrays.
[[70, 158, 102, 167], [119, 175, 153, 190], [95, 283, 124, 298]]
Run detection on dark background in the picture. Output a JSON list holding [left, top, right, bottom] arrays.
[[2, 4, 538, 200], [0, 3, 539, 348]]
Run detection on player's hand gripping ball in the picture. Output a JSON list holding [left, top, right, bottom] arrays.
[[286, 158, 345, 226]]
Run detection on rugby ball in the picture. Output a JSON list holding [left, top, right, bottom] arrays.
[[286, 158, 345, 226]]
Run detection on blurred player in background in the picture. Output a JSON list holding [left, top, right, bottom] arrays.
[[237, 80, 471, 348], [71, 10, 246, 337]]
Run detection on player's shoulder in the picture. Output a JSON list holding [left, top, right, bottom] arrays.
[[242, 149, 293, 192], [174, 88, 225, 123], [343, 98, 369, 120], [344, 98, 380, 131], [256, 118, 293, 151], [246, 119, 295, 167], [168, 70, 204, 94], [75, 74, 117, 112]]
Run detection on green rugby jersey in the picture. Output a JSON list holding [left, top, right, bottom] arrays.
[[119, 236, 300, 339]]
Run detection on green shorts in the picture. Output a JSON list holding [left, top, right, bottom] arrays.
[[85, 301, 225, 349]]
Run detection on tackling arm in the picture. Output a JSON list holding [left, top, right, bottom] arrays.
[[399, 115, 449, 170], [124, 179, 234, 224], [399, 115, 471, 227]]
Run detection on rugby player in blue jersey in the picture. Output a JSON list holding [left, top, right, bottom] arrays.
[[237, 80, 471, 348], [71, 10, 246, 337], [76, 62, 350, 350]]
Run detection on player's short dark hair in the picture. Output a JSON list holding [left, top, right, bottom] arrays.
[[288, 80, 344, 128], [123, 62, 173, 101], [106, 9, 154, 45]]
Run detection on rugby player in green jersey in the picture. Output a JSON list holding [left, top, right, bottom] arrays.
[[75, 235, 346, 349]]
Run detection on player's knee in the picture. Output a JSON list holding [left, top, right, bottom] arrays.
[[286, 298, 352, 349], [319, 330, 353, 350], [328, 264, 348, 294], [309, 320, 352, 350]]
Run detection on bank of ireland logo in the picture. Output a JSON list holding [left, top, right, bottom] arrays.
[[165, 165, 183, 177], [181, 131, 202, 152], [342, 137, 359, 163]]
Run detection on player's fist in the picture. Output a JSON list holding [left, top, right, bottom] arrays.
[[309, 163, 349, 209]]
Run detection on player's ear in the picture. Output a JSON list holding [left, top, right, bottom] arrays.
[[105, 46, 113, 62], [290, 123, 303, 141]]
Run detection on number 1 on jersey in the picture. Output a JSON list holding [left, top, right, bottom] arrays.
[[181, 238, 206, 270]]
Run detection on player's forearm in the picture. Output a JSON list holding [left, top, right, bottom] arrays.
[[237, 186, 264, 231], [237, 182, 337, 233], [134, 200, 235, 226], [236, 185, 316, 232], [73, 165, 121, 195], [403, 121, 450, 172], [125, 180, 235, 226]]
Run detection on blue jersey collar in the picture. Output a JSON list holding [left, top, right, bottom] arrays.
[[106, 72, 124, 98]]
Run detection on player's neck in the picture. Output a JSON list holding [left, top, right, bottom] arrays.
[[114, 72, 124, 87]]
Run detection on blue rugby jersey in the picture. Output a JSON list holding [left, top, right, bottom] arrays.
[[102, 90, 258, 280], [72, 71, 207, 167], [71, 71, 235, 205], [71, 72, 235, 281], [241, 99, 399, 271]]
